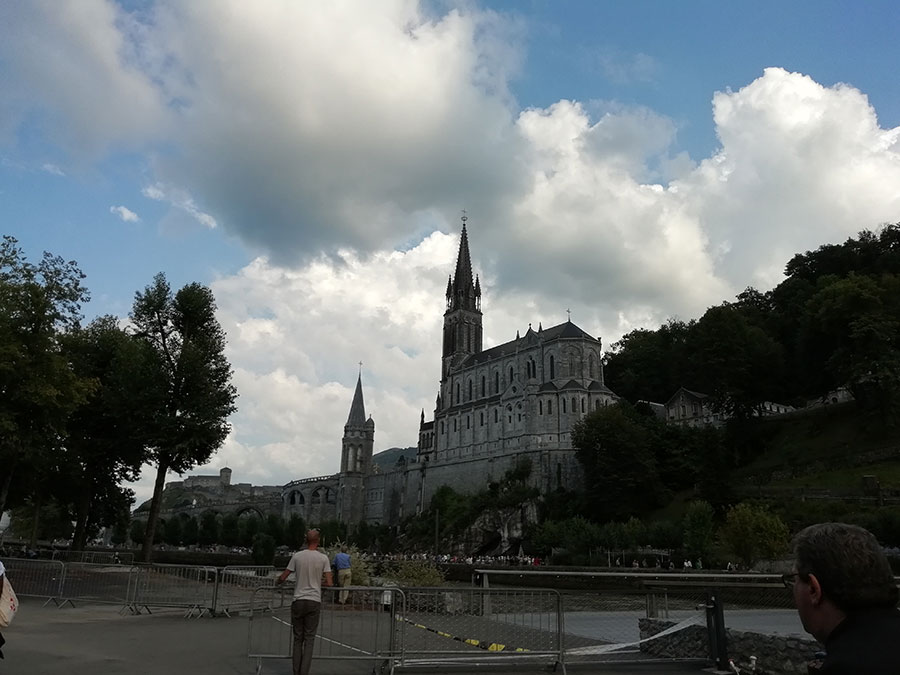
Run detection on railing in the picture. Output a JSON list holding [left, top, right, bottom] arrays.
[[129, 564, 218, 617], [214, 565, 278, 616], [248, 585, 403, 675]]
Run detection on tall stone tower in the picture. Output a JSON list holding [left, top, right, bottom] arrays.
[[339, 372, 375, 523], [442, 216, 482, 379]]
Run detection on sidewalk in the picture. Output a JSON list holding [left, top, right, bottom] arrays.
[[5, 598, 708, 674]]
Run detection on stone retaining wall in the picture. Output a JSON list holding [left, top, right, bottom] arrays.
[[639, 618, 821, 674]]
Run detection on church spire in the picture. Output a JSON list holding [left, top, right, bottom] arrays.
[[347, 372, 366, 425], [447, 215, 479, 312], [441, 213, 483, 376]]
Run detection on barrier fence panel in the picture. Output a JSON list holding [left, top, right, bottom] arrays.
[[247, 585, 403, 675], [3, 557, 65, 605], [475, 569, 712, 667], [215, 565, 278, 616], [396, 586, 564, 673], [130, 564, 218, 617], [58, 562, 139, 609], [51, 550, 134, 565]]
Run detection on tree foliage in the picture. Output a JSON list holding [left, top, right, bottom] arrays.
[[130, 273, 237, 561], [0, 236, 92, 514], [720, 502, 789, 568]]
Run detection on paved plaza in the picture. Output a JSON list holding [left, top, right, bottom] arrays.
[[7, 598, 709, 675]]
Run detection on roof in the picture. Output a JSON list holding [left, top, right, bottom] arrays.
[[462, 320, 599, 367], [664, 387, 709, 407], [346, 374, 367, 425]]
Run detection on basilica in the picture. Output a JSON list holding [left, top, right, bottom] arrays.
[[280, 219, 619, 526]]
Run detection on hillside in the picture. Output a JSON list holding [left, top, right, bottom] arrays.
[[734, 403, 900, 492]]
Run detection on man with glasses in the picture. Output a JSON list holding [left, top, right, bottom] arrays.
[[277, 529, 333, 675], [784, 522, 900, 672]]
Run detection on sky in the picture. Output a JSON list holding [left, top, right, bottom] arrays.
[[2, 1, 899, 507]]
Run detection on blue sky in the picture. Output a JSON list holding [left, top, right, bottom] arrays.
[[2, 1, 898, 502]]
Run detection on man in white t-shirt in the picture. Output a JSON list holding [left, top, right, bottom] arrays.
[[277, 530, 333, 675]]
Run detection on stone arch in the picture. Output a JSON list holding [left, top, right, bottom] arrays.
[[312, 488, 323, 505], [288, 490, 305, 506], [234, 506, 265, 520]]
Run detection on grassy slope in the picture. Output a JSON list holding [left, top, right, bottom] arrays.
[[734, 403, 900, 490]]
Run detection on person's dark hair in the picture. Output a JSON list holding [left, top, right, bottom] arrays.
[[793, 522, 898, 611]]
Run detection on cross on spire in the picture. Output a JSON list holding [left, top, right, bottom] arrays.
[[566, 308, 571, 321]]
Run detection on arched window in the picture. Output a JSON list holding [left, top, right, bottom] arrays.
[[539, 400, 543, 415], [468, 379, 473, 401], [467, 415, 470, 429], [589, 355, 596, 379], [480, 412, 484, 426], [453, 419, 457, 432], [455, 382, 460, 404], [549, 356, 555, 379], [494, 371, 500, 394], [572, 397, 577, 413], [481, 375, 486, 397], [562, 398, 567, 413], [581, 398, 585, 413], [325, 488, 336, 504], [509, 366, 514, 384], [440, 421, 445, 434], [312, 488, 322, 505], [494, 409, 498, 423]]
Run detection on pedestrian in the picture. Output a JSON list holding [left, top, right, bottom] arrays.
[[333, 544, 352, 605], [276, 529, 333, 675], [785, 522, 900, 673]]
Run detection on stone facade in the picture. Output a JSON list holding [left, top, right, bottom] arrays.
[[277, 220, 618, 528], [157, 222, 618, 532]]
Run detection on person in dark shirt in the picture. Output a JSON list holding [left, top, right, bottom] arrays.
[[784, 522, 900, 673]]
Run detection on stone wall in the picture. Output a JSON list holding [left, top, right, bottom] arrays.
[[639, 618, 820, 675]]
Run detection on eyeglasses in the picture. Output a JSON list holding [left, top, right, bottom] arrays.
[[781, 572, 799, 588]]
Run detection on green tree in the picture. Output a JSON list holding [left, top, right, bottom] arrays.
[[198, 511, 219, 546], [720, 503, 789, 569], [182, 515, 199, 546], [622, 516, 647, 550], [682, 500, 716, 558], [251, 533, 276, 565], [130, 519, 146, 545], [690, 304, 785, 419], [285, 514, 306, 549], [221, 513, 240, 546], [61, 317, 146, 550], [802, 273, 900, 419], [0, 236, 92, 514], [239, 515, 261, 548], [164, 516, 183, 545], [265, 514, 284, 545], [573, 403, 665, 521], [130, 274, 237, 562]]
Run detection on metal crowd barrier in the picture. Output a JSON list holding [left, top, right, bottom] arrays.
[[57, 562, 139, 609], [215, 565, 278, 616], [248, 585, 403, 675], [51, 550, 135, 565], [3, 557, 66, 605], [129, 564, 218, 617], [396, 586, 565, 672]]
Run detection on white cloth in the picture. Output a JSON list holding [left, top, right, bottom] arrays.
[[285, 549, 330, 602]]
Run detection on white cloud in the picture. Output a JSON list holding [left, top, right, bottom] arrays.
[[3, 3, 900, 500], [142, 182, 217, 229], [41, 163, 65, 176], [109, 205, 140, 222]]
